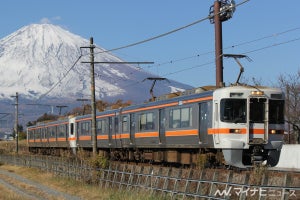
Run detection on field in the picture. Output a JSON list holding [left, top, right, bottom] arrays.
[[0, 164, 164, 200]]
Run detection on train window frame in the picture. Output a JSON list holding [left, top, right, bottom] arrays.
[[70, 123, 74, 135], [50, 126, 56, 138], [138, 112, 155, 131], [169, 107, 193, 129], [58, 124, 68, 138], [249, 98, 266, 123], [96, 119, 107, 135], [122, 115, 129, 132], [81, 121, 91, 136], [36, 128, 41, 140], [220, 98, 246, 123], [269, 99, 284, 124]]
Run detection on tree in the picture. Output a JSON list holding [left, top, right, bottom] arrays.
[[110, 99, 132, 109], [278, 70, 300, 144], [36, 113, 59, 122]]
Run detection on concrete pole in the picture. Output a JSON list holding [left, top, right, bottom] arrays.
[[90, 37, 97, 155]]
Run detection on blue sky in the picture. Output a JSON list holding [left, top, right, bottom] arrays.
[[1, 0, 299, 88]]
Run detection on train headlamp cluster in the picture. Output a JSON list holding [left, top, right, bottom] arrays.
[[269, 129, 283, 134], [251, 91, 264, 96]]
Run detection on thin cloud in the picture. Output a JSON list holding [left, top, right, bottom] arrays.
[[40, 18, 51, 24], [39, 16, 61, 24]]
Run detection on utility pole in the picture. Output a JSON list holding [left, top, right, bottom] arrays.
[[81, 37, 153, 156], [11, 92, 19, 153], [209, 0, 236, 87], [214, 1, 223, 87], [90, 37, 97, 156], [81, 37, 97, 155]]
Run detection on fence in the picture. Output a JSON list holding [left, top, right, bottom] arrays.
[[0, 154, 299, 200]]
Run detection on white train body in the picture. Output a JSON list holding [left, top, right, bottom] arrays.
[[212, 86, 284, 167]]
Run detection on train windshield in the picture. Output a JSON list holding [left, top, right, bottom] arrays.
[[221, 99, 246, 123], [249, 98, 266, 123], [250, 98, 285, 124], [221, 98, 284, 124], [269, 99, 284, 124]]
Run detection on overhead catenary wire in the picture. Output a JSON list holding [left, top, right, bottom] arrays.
[[104, 35, 300, 95], [37, 55, 82, 101], [143, 26, 300, 71], [111, 26, 300, 84], [92, 0, 250, 56]]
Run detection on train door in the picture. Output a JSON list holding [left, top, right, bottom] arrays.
[[158, 109, 166, 145], [214, 100, 220, 144], [114, 116, 122, 148], [248, 97, 269, 144], [68, 117, 77, 151], [199, 102, 211, 144], [108, 117, 113, 147], [129, 113, 135, 145]]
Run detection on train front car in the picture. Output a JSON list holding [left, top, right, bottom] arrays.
[[211, 85, 285, 168]]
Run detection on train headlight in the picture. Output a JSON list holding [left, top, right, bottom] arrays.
[[230, 129, 241, 134], [269, 129, 283, 134]]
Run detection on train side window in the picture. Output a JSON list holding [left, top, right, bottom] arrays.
[[181, 107, 192, 127], [36, 129, 41, 139], [169, 107, 192, 128], [81, 121, 91, 136], [58, 125, 65, 138], [122, 116, 128, 132], [139, 112, 154, 131], [50, 127, 56, 138], [98, 119, 108, 135]]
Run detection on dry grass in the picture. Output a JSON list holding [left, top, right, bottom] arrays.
[[0, 140, 29, 154], [0, 164, 165, 200], [0, 184, 32, 200]]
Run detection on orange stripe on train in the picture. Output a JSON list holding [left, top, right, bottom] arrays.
[[166, 129, 198, 137]]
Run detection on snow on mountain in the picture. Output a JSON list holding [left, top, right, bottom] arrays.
[[0, 24, 192, 103]]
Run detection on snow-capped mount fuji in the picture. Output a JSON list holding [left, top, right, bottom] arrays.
[[0, 23, 192, 103]]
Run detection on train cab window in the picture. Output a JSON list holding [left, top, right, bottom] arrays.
[[269, 100, 284, 124], [221, 99, 246, 123], [139, 112, 154, 131], [122, 116, 128, 132], [169, 107, 192, 128]]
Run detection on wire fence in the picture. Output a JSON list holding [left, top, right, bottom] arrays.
[[0, 154, 299, 200]]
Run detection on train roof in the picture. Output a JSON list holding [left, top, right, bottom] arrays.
[[28, 84, 284, 128]]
